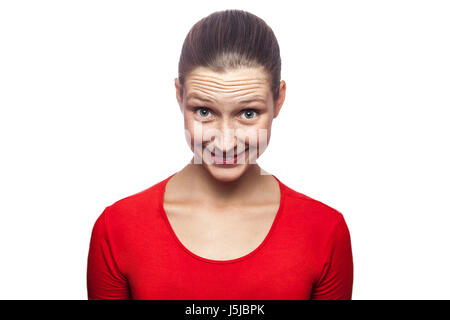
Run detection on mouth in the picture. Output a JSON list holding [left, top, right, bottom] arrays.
[[210, 148, 249, 165]]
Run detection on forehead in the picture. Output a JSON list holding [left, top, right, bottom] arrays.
[[183, 66, 271, 102]]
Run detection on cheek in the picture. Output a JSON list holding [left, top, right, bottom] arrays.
[[250, 120, 273, 157], [184, 118, 213, 149], [256, 127, 271, 155], [236, 124, 272, 150], [183, 116, 198, 149]]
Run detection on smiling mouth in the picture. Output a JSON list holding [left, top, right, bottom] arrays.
[[209, 148, 249, 164], [211, 148, 248, 158]]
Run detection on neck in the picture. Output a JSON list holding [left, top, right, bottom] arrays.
[[177, 159, 268, 206]]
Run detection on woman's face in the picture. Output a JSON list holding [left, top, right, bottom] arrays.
[[175, 66, 286, 182]]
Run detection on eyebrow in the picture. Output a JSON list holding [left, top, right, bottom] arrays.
[[186, 93, 216, 103], [238, 96, 266, 104], [186, 93, 266, 105]]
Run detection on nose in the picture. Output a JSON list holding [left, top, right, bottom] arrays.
[[212, 121, 237, 156]]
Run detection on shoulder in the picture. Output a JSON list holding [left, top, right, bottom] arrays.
[[278, 179, 348, 236], [100, 174, 172, 227], [278, 180, 352, 268]]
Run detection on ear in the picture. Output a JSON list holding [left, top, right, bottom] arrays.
[[273, 80, 286, 119], [174, 77, 183, 114]]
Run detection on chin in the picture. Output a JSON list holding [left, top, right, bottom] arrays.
[[203, 162, 249, 183]]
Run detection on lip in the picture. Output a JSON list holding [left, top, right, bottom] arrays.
[[210, 148, 248, 165]]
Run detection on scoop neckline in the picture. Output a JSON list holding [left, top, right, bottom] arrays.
[[158, 171, 286, 265]]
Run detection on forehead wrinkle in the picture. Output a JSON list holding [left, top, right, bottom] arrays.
[[187, 79, 268, 93], [188, 67, 269, 78], [187, 89, 268, 107], [188, 65, 269, 79], [187, 76, 268, 85], [187, 79, 268, 90], [190, 83, 265, 92], [189, 83, 266, 94], [185, 71, 271, 103], [186, 90, 218, 102]]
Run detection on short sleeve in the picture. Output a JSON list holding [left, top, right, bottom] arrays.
[[311, 213, 354, 300], [87, 206, 130, 300]]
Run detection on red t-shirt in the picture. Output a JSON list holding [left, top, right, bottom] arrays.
[[87, 173, 353, 300]]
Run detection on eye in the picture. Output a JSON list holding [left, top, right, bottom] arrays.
[[241, 109, 259, 120], [194, 107, 212, 119]]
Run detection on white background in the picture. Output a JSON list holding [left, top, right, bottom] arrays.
[[1, 0, 449, 299]]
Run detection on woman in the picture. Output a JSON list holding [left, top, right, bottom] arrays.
[[87, 9, 353, 300]]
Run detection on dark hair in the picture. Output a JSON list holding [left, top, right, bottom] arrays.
[[177, 9, 282, 103]]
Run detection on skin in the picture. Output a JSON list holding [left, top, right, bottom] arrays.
[[164, 65, 286, 260]]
